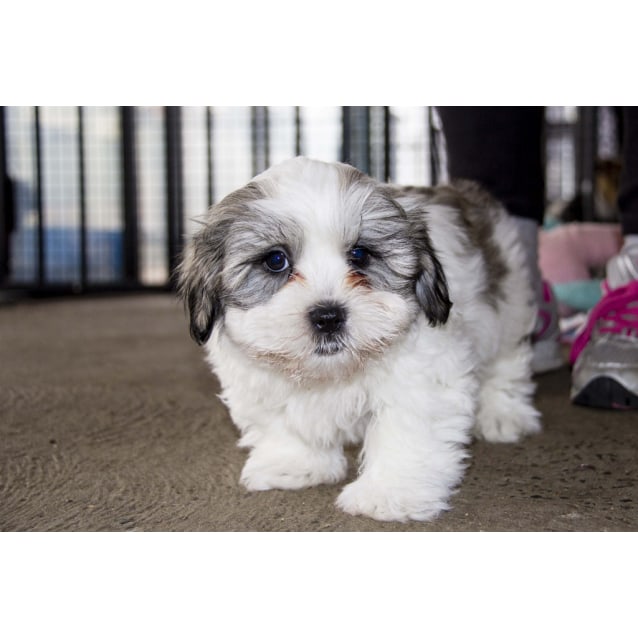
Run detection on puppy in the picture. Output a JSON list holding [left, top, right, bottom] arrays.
[[178, 157, 540, 522]]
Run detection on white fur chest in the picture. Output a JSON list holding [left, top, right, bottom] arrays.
[[207, 329, 373, 449]]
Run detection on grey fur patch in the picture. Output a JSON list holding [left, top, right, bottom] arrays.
[[220, 208, 304, 310], [177, 180, 304, 343], [391, 180, 509, 306], [336, 168, 451, 325], [356, 193, 421, 296], [336, 165, 431, 292]]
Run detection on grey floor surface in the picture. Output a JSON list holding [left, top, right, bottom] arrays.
[[1, 294, 636, 531]]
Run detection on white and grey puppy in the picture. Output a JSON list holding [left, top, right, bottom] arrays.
[[178, 157, 540, 522]]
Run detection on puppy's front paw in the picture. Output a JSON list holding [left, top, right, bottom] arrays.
[[240, 448, 347, 491], [336, 478, 449, 523]]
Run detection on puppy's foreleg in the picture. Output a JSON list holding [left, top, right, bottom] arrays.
[[336, 382, 476, 522]]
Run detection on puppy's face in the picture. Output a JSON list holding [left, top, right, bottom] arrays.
[[178, 158, 450, 381]]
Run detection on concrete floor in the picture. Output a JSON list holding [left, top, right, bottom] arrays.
[[1, 294, 636, 531]]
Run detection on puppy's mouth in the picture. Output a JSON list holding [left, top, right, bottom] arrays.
[[314, 338, 344, 356]]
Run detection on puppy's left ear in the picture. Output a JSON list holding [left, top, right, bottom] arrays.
[[414, 231, 452, 326]]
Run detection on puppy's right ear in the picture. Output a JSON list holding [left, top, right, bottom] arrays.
[[176, 228, 224, 346]]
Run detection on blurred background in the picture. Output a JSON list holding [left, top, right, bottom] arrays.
[[0, 106, 622, 296]]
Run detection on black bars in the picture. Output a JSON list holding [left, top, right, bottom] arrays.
[[383, 106, 391, 183], [120, 106, 139, 285], [428, 106, 442, 186], [342, 107, 393, 181], [251, 106, 270, 176], [77, 106, 88, 290], [342, 106, 372, 173], [294, 106, 302, 157], [2, 106, 435, 296], [34, 107, 45, 286], [576, 106, 598, 222], [165, 106, 184, 279], [206, 106, 215, 209], [0, 106, 7, 284]]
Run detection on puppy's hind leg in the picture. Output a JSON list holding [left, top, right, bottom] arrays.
[[475, 341, 541, 443]]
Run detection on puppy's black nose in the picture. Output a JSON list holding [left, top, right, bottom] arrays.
[[308, 304, 347, 335]]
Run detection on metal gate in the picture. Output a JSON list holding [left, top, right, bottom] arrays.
[[0, 106, 597, 296]]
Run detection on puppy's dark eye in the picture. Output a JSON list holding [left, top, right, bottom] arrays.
[[349, 246, 370, 268], [263, 250, 290, 273]]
